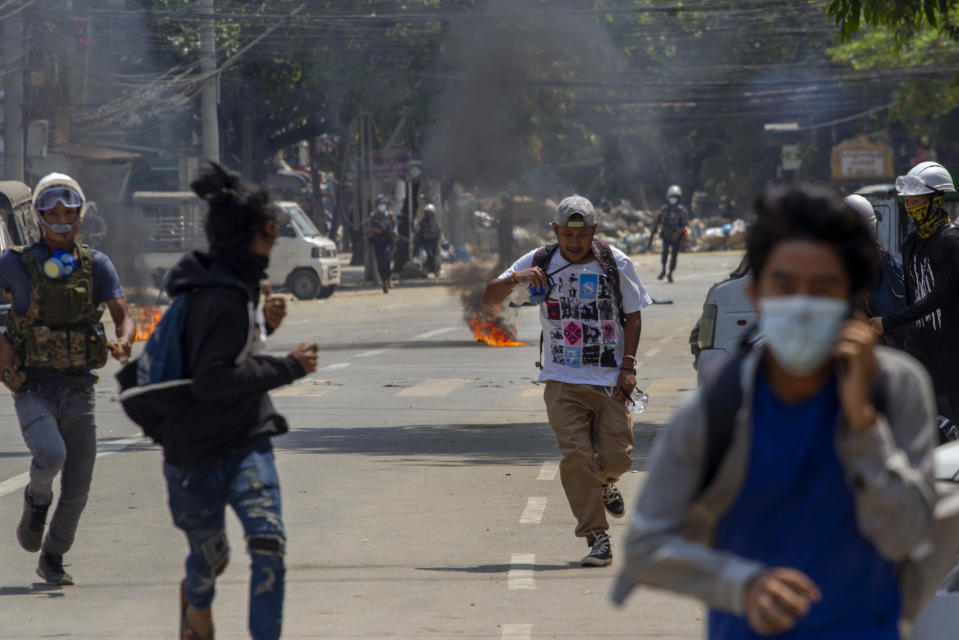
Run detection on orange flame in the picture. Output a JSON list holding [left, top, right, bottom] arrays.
[[469, 309, 527, 347], [131, 305, 164, 342]]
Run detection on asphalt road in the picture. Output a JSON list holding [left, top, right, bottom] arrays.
[[0, 250, 744, 639]]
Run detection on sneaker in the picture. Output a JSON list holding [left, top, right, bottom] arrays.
[[37, 552, 73, 585], [602, 483, 625, 518], [17, 486, 50, 553], [582, 531, 612, 567]]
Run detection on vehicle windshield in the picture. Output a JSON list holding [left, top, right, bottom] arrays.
[[281, 203, 320, 238]]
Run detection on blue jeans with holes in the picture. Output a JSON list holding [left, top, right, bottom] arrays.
[[164, 439, 285, 640], [14, 382, 97, 555]]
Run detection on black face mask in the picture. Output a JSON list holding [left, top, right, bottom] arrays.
[[210, 243, 269, 286]]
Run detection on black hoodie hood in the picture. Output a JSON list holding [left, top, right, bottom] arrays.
[[165, 251, 261, 301]]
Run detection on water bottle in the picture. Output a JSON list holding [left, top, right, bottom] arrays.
[[628, 388, 649, 416], [509, 283, 547, 307]]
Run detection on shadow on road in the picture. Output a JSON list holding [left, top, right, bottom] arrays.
[[0, 583, 65, 598], [275, 422, 556, 466]]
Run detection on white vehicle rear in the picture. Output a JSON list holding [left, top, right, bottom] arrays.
[[908, 440, 959, 639], [133, 192, 339, 299]]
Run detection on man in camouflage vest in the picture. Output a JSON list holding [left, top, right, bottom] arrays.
[[0, 173, 134, 585]]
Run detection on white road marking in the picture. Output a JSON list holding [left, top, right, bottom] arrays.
[[353, 349, 385, 358], [0, 435, 147, 499], [507, 554, 536, 590], [536, 461, 559, 481], [411, 327, 457, 341], [657, 335, 672, 344], [644, 347, 661, 358], [519, 497, 547, 524], [394, 378, 469, 397], [322, 362, 351, 371], [501, 623, 533, 639], [519, 387, 542, 398]]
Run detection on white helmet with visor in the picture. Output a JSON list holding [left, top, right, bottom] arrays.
[[32, 172, 87, 234], [895, 161, 955, 196]]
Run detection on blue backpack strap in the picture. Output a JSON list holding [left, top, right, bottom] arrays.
[[135, 292, 192, 385]]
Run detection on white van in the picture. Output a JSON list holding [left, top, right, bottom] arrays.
[[133, 192, 339, 299]]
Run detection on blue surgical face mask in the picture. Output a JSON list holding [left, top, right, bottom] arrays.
[[378, 204, 387, 213], [668, 197, 679, 205], [758, 295, 849, 376]]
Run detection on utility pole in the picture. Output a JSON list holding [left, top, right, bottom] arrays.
[[3, 11, 25, 180], [199, 0, 220, 164]]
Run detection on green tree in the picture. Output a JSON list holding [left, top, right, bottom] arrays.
[[827, 0, 959, 44]]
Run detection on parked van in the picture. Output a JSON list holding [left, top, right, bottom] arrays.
[[0, 180, 41, 249], [0, 181, 42, 319], [132, 192, 339, 299]]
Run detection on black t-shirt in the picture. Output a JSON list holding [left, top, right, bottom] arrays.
[[884, 223, 959, 352]]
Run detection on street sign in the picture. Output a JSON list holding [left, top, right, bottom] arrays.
[[372, 150, 411, 180], [781, 144, 801, 171]]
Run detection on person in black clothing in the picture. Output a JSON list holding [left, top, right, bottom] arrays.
[[649, 184, 689, 282], [872, 162, 957, 425], [120, 163, 317, 640], [413, 203, 442, 275], [367, 193, 396, 293]]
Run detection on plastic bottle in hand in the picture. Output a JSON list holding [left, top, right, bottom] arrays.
[[628, 388, 649, 416]]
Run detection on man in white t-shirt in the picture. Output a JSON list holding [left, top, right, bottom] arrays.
[[482, 195, 652, 566]]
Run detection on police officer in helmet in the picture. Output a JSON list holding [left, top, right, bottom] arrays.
[[649, 185, 689, 283], [0, 173, 134, 585]]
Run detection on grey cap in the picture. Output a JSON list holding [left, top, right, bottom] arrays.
[[554, 195, 596, 227]]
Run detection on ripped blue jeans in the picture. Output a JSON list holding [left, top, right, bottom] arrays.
[[164, 440, 285, 640]]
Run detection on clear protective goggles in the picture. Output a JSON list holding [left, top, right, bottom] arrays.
[[895, 174, 933, 197], [35, 186, 83, 212]]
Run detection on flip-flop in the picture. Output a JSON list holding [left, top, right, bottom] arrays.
[[180, 579, 214, 640]]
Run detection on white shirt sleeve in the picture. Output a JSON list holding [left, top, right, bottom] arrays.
[[612, 247, 653, 313], [498, 249, 538, 281]]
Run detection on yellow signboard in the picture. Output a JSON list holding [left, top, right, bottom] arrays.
[[831, 136, 894, 181]]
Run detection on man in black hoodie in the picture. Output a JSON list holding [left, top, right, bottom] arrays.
[[120, 163, 317, 640], [872, 162, 958, 428]]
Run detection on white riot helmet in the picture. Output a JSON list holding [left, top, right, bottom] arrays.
[[844, 194, 877, 230], [423, 203, 436, 214], [666, 185, 682, 198], [895, 161, 955, 196]]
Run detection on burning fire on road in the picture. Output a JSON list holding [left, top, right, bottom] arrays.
[[130, 305, 163, 341], [469, 305, 527, 347]]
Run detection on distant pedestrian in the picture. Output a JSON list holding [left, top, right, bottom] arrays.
[[414, 203, 442, 275], [871, 162, 958, 425], [118, 163, 318, 640], [614, 185, 938, 638], [0, 172, 134, 585], [367, 194, 396, 293], [482, 195, 651, 567], [649, 185, 689, 282]]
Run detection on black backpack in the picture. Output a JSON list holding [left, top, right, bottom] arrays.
[[530, 237, 625, 369]]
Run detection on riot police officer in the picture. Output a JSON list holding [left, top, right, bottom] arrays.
[[649, 185, 689, 282]]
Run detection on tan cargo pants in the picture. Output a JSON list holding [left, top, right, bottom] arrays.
[[543, 381, 633, 538]]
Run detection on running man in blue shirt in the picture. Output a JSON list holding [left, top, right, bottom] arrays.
[[614, 186, 940, 638]]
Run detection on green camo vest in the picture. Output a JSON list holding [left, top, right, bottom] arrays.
[[6, 244, 108, 370]]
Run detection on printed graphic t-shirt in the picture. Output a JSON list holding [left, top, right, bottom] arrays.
[[500, 245, 651, 386]]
